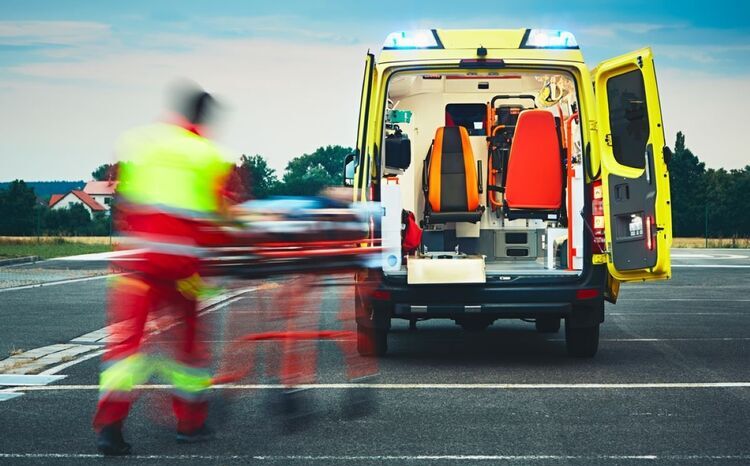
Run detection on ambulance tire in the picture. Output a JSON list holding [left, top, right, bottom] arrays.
[[356, 324, 388, 357], [535, 317, 561, 333], [565, 322, 599, 358]]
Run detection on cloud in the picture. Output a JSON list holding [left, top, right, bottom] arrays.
[[0, 21, 111, 47], [579, 22, 676, 38], [658, 68, 749, 169], [0, 35, 366, 180]]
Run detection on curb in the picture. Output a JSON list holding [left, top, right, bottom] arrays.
[[0, 256, 40, 267]]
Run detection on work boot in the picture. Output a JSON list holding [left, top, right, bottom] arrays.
[[96, 424, 132, 456], [176, 424, 216, 444]]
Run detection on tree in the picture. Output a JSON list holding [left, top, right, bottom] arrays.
[[237, 154, 279, 199], [669, 132, 706, 237], [91, 163, 118, 181], [0, 180, 38, 235], [43, 204, 92, 236], [279, 145, 351, 196]]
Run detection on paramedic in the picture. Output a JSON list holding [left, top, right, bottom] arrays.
[[93, 81, 234, 455]]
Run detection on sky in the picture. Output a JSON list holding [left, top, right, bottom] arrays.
[[1, 0, 749, 181]]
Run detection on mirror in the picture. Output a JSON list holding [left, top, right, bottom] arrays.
[[343, 152, 357, 187]]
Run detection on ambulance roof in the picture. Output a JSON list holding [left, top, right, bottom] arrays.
[[378, 29, 586, 65]]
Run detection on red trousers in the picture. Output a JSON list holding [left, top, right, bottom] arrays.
[[92, 268, 210, 433]]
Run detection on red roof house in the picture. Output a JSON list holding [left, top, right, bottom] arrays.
[[49, 190, 106, 214]]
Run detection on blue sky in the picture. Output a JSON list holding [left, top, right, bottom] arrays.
[[1, 0, 748, 180]]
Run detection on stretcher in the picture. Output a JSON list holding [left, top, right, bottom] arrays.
[[193, 196, 382, 421]]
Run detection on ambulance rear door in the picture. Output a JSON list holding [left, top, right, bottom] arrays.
[[593, 48, 672, 282]]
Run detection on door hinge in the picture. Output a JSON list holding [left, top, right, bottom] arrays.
[[589, 120, 597, 131], [637, 56, 643, 68], [604, 134, 613, 147]]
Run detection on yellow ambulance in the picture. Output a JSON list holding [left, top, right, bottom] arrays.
[[345, 29, 672, 357]]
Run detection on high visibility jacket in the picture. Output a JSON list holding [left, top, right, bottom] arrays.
[[118, 123, 231, 216], [114, 123, 234, 277]]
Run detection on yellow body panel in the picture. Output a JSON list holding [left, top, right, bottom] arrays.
[[592, 48, 672, 282], [354, 30, 672, 285]]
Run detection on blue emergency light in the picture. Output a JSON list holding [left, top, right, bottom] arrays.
[[383, 30, 443, 49], [521, 29, 578, 49]]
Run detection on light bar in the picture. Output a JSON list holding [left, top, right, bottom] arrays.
[[521, 29, 578, 49], [383, 30, 442, 50]]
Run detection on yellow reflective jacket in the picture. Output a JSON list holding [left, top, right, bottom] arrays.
[[117, 123, 232, 216]]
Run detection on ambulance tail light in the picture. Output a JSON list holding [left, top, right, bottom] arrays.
[[576, 288, 600, 300], [591, 180, 606, 253], [372, 289, 392, 301], [646, 215, 654, 251]]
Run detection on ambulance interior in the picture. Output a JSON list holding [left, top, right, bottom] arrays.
[[380, 70, 586, 279]]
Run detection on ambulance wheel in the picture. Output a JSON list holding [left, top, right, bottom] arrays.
[[565, 322, 599, 357], [535, 317, 561, 333], [356, 325, 388, 357]]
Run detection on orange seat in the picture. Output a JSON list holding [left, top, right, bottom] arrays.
[[423, 126, 484, 224], [504, 110, 564, 219]]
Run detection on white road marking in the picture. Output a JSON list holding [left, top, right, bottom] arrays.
[[0, 453, 749, 461], [0, 374, 65, 386], [550, 337, 750, 342], [671, 253, 748, 259], [0, 344, 100, 374], [48, 249, 145, 261], [618, 298, 750, 302], [610, 312, 749, 316], [39, 349, 105, 376], [9, 381, 750, 391], [672, 264, 750, 268], [0, 392, 23, 401], [0, 274, 115, 293]]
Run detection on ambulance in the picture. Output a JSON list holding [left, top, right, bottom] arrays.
[[345, 29, 672, 357]]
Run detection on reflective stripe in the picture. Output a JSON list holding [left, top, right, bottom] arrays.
[[99, 354, 152, 392], [118, 236, 209, 257], [117, 200, 222, 222], [161, 360, 211, 394], [99, 354, 211, 395]]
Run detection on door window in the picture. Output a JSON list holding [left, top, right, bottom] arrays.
[[445, 103, 487, 136], [606, 70, 649, 169]]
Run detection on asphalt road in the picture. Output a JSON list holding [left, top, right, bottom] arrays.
[[0, 249, 749, 465]]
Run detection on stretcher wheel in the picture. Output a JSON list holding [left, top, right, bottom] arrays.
[[356, 324, 388, 357]]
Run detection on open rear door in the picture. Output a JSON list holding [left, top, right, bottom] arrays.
[[354, 52, 376, 202], [593, 48, 672, 282]]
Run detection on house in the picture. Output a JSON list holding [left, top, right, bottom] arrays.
[[48, 180, 118, 217], [83, 180, 118, 210], [49, 190, 108, 216]]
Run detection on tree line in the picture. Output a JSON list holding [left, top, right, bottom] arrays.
[[669, 132, 750, 238], [0, 145, 350, 236], [1, 137, 747, 238]]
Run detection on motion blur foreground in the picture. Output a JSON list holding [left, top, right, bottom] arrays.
[[94, 82, 382, 455]]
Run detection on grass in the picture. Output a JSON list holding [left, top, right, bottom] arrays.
[[0, 237, 114, 259], [673, 237, 750, 248]]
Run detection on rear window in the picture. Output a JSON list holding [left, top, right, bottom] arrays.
[[606, 69, 649, 169], [445, 103, 486, 136]]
